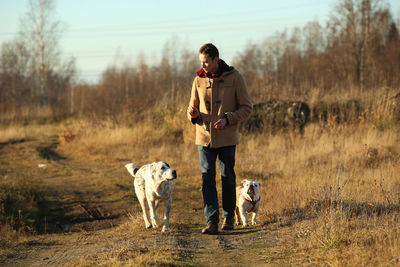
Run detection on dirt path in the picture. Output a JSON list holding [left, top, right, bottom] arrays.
[[0, 136, 290, 266]]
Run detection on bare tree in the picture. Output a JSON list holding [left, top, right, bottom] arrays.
[[19, 0, 69, 107], [0, 40, 31, 113], [328, 0, 389, 89]]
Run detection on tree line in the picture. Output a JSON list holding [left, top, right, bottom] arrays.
[[0, 0, 399, 120], [234, 0, 400, 101]]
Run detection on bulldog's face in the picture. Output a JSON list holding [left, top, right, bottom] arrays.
[[241, 180, 261, 199], [152, 161, 177, 181]]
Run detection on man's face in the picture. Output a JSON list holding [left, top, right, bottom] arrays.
[[199, 53, 219, 74]]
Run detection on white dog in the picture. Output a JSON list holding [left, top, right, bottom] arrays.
[[235, 179, 261, 226], [125, 161, 177, 232]]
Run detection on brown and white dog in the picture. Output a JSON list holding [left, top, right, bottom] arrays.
[[235, 179, 261, 226], [125, 161, 177, 232]]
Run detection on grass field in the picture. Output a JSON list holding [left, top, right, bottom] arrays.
[[1, 90, 400, 266]]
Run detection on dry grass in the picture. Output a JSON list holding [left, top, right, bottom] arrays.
[[1, 89, 400, 265], [235, 115, 400, 264], [0, 123, 57, 143]]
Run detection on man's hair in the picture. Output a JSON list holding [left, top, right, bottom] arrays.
[[199, 43, 219, 59]]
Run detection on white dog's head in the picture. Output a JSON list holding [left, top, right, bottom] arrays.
[[241, 179, 261, 199], [151, 161, 177, 198], [152, 161, 177, 181]]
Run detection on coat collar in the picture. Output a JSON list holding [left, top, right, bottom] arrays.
[[196, 59, 231, 78]]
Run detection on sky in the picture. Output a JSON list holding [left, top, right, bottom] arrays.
[[0, 0, 399, 83]]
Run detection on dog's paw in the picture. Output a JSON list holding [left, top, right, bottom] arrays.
[[161, 226, 170, 232], [145, 224, 152, 229], [252, 220, 258, 225]]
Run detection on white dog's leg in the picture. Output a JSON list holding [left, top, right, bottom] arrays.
[[239, 207, 249, 226], [162, 196, 172, 232], [147, 197, 159, 228], [135, 187, 152, 228], [251, 212, 258, 225]]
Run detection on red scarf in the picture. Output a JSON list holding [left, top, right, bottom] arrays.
[[196, 59, 229, 78]]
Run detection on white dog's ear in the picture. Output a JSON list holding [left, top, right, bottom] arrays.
[[125, 163, 139, 177], [241, 179, 248, 184]]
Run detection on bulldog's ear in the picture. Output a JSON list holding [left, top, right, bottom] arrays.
[[256, 182, 261, 188]]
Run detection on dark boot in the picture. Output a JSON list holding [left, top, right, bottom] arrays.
[[201, 223, 218, 235], [221, 217, 234, 230]]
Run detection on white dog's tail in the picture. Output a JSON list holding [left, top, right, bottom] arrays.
[[125, 163, 139, 177]]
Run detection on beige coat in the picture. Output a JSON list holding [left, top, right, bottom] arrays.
[[187, 68, 252, 148]]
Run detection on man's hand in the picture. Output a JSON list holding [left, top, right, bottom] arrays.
[[188, 106, 200, 118], [214, 118, 227, 130]]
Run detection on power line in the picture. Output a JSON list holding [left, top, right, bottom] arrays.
[[52, 2, 332, 34], [0, 5, 331, 37]]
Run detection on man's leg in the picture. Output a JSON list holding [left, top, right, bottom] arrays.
[[198, 146, 219, 227], [218, 145, 236, 230]]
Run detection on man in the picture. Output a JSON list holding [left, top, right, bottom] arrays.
[[187, 43, 252, 234]]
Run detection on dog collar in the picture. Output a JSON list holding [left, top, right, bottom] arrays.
[[240, 193, 260, 212]]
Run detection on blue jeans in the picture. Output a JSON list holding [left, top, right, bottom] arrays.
[[198, 145, 236, 225]]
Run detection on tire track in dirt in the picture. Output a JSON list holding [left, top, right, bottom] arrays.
[[216, 233, 239, 251], [141, 223, 279, 266]]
